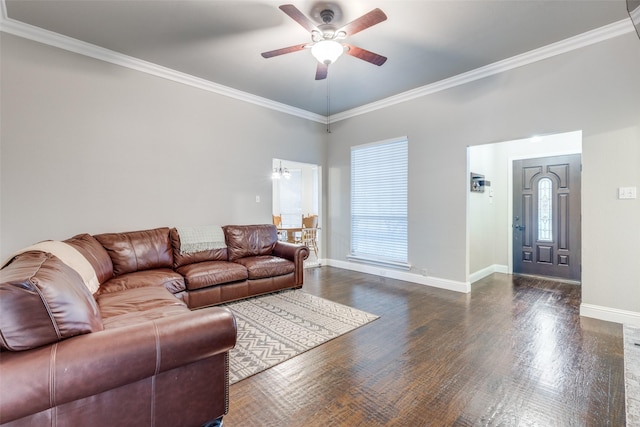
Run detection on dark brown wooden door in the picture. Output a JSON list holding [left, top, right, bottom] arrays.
[[513, 154, 581, 281]]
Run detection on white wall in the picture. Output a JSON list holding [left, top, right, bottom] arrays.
[[0, 33, 327, 259], [327, 33, 640, 319], [468, 143, 501, 276]]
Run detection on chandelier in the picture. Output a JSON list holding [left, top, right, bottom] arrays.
[[272, 161, 291, 179]]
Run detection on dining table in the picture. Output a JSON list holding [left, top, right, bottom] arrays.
[[277, 227, 303, 243]]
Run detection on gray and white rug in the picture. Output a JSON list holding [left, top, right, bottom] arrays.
[[223, 289, 379, 384], [626, 324, 640, 427]]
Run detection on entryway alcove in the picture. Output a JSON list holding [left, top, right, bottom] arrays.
[[467, 130, 582, 284]]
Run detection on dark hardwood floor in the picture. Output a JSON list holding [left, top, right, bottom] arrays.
[[224, 267, 625, 426]]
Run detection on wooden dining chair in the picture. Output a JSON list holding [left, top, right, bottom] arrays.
[[302, 214, 318, 229], [273, 215, 287, 241], [302, 215, 319, 258]]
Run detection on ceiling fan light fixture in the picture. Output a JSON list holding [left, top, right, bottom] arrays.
[[311, 40, 344, 65]]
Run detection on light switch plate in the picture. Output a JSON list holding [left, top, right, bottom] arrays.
[[618, 187, 637, 199]]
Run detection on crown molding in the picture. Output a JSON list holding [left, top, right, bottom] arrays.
[[0, 3, 326, 124], [631, 4, 640, 23], [330, 18, 634, 123], [0, 0, 633, 125]]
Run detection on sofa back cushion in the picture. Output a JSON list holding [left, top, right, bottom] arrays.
[[223, 224, 278, 261], [170, 228, 228, 268], [0, 251, 104, 351], [94, 227, 173, 276], [64, 233, 114, 284]]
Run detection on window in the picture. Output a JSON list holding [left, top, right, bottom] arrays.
[[277, 169, 302, 228], [273, 160, 322, 231], [350, 137, 408, 267]]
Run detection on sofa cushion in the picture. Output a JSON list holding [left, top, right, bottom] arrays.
[[233, 256, 295, 280], [96, 268, 186, 296], [64, 233, 114, 284], [94, 227, 173, 276], [170, 228, 228, 268], [96, 286, 188, 328], [0, 251, 104, 352], [177, 261, 248, 291], [223, 224, 278, 261]]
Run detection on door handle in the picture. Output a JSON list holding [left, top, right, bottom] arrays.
[[514, 224, 525, 231]]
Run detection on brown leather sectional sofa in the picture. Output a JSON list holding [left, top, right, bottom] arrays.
[[0, 224, 309, 426]]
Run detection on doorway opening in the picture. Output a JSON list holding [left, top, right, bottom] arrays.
[[272, 158, 322, 267], [467, 131, 582, 284]]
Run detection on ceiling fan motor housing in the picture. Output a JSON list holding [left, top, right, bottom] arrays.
[[320, 9, 334, 24]]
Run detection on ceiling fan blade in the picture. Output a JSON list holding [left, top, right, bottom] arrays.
[[337, 8, 387, 37], [315, 63, 328, 80], [279, 4, 321, 34], [261, 43, 308, 58], [344, 44, 387, 66]]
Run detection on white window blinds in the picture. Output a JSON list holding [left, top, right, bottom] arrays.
[[350, 137, 408, 266]]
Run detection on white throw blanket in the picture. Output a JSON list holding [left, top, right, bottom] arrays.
[[2, 241, 100, 294], [176, 225, 227, 254]]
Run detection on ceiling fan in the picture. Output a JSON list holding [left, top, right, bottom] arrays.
[[261, 4, 388, 80]]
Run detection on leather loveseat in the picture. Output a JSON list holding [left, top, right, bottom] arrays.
[[0, 224, 309, 426]]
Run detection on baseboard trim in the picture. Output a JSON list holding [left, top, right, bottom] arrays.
[[325, 259, 470, 293], [469, 264, 509, 284], [580, 303, 640, 326]]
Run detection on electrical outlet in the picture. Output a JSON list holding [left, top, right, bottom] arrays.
[[255, 195, 261, 203], [618, 187, 637, 199]]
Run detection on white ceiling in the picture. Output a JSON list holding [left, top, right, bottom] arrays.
[[3, 1, 633, 117]]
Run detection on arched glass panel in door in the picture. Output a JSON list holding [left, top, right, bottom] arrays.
[[538, 178, 553, 241]]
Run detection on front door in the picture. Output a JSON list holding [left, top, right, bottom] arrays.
[[513, 154, 581, 281]]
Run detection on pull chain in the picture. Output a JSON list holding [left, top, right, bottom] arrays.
[[326, 76, 331, 133]]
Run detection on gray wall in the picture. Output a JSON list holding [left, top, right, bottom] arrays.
[[0, 33, 327, 259], [582, 125, 639, 313], [327, 34, 640, 313], [1, 30, 639, 317]]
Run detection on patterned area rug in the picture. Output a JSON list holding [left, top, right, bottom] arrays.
[[625, 324, 640, 427], [223, 289, 379, 384]]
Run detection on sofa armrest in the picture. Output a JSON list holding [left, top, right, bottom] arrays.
[[273, 242, 309, 285], [0, 307, 236, 424], [272, 241, 309, 262]]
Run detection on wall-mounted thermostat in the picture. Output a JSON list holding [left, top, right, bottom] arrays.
[[470, 172, 490, 193]]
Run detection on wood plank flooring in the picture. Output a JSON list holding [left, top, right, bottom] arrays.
[[224, 267, 625, 426]]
